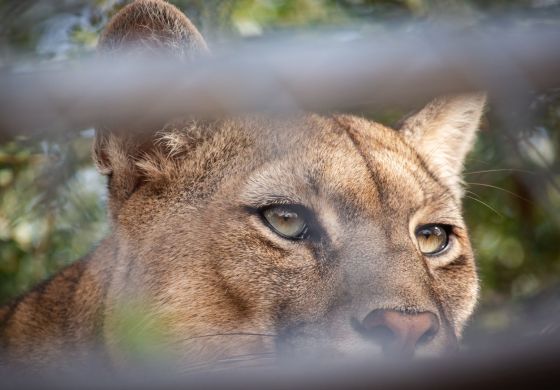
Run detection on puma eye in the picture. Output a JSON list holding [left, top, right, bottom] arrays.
[[262, 205, 308, 240], [415, 225, 449, 255]]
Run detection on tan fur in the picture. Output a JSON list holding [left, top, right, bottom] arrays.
[[0, 0, 485, 370]]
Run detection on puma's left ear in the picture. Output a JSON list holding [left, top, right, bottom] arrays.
[[93, 0, 209, 216], [397, 93, 486, 197], [98, 0, 208, 58]]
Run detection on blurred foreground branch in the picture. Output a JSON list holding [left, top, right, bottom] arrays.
[[2, 334, 560, 388], [0, 24, 559, 141]]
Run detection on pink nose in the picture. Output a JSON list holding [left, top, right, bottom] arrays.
[[361, 309, 440, 357]]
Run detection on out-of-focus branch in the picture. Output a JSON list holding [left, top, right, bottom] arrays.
[[1, 334, 560, 388], [0, 24, 559, 141]]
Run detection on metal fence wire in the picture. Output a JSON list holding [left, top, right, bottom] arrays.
[[0, 1, 560, 387]]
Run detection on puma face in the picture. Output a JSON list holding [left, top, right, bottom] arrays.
[[99, 112, 482, 366]]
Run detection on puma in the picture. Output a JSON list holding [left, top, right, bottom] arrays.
[[0, 0, 484, 371]]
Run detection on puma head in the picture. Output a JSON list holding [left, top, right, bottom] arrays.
[[93, 0, 484, 368]]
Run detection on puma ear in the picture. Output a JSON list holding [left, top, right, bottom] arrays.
[[397, 93, 486, 197], [93, 0, 208, 212], [98, 0, 208, 58]]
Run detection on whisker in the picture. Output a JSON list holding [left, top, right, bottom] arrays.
[[183, 362, 275, 375], [464, 168, 535, 175], [465, 190, 482, 199], [181, 354, 276, 374], [219, 352, 276, 360], [189, 352, 275, 365], [466, 182, 534, 204], [465, 195, 503, 218], [214, 356, 275, 365], [180, 332, 278, 342]]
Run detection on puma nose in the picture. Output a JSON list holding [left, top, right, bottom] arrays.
[[361, 309, 440, 357]]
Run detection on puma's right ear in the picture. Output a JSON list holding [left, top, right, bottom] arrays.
[[93, 0, 208, 213], [397, 93, 486, 199]]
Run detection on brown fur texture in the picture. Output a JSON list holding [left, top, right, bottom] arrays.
[[0, 0, 485, 370]]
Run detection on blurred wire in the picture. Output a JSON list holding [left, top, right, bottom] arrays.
[[0, 23, 559, 142]]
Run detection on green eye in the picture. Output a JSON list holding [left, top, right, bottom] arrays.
[[262, 206, 307, 239], [415, 225, 449, 255]]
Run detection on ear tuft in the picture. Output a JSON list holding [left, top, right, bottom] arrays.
[[98, 0, 208, 58], [398, 93, 486, 197]]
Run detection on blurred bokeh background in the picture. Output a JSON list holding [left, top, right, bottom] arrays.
[[0, 0, 559, 346]]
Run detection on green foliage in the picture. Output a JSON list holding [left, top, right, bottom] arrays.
[[0, 136, 107, 303]]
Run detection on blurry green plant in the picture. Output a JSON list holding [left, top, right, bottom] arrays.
[[0, 136, 107, 303]]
